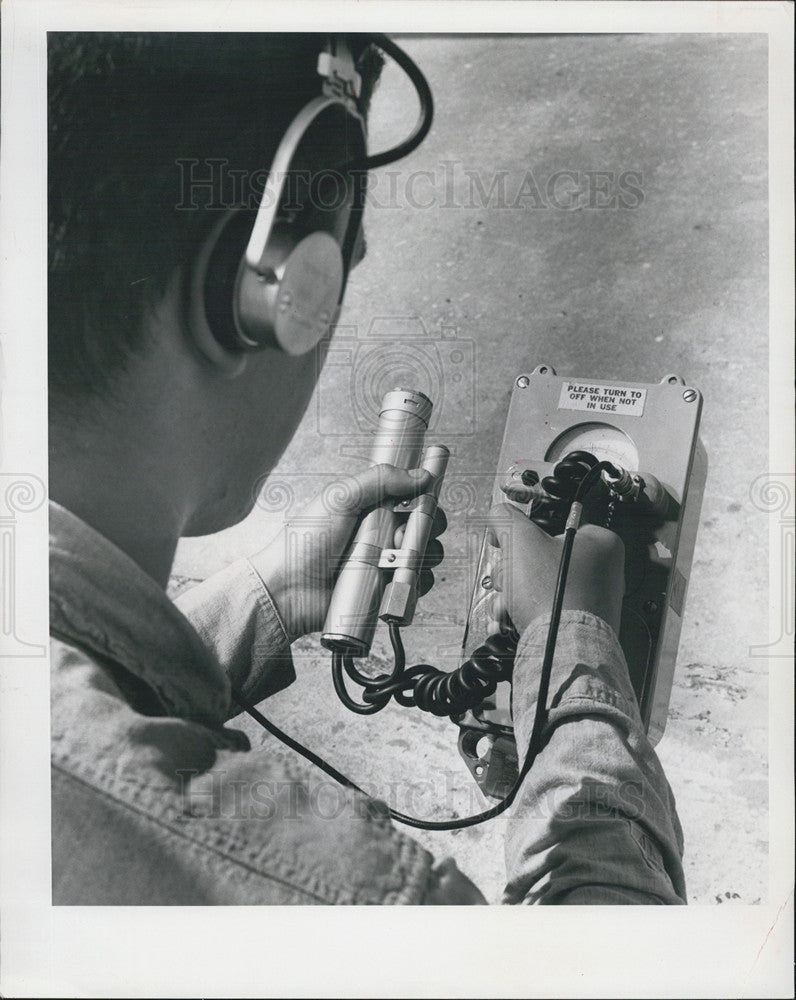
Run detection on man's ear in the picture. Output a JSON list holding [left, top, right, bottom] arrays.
[[184, 210, 249, 378]]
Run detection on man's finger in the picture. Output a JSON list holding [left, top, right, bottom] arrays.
[[430, 505, 447, 539], [422, 539, 444, 570], [337, 464, 433, 513], [418, 569, 435, 597]]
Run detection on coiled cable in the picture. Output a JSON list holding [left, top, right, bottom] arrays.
[[331, 622, 519, 717], [530, 450, 600, 533]]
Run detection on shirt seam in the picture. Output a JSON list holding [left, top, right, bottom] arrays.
[[517, 610, 622, 657], [515, 611, 637, 720], [547, 690, 635, 719], [50, 623, 182, 719]]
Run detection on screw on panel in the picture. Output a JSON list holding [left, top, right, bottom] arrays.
[[516, 375, 530, 388], [682, 389, 697, 402]]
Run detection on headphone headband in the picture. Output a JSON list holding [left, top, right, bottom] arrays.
[[244, 95, 363, 274]]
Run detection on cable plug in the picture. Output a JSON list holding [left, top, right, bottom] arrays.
[[601, 465, 642, 502], [602, 466, 671, 518]]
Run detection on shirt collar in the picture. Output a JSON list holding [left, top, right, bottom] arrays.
[[49, 500, 230, 727]]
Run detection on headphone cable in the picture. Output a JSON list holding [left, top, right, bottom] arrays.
[[354, 34, 435, 170]]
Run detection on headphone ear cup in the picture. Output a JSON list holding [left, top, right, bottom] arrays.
[[188, 209, 254, 375], [190, 206, 345, 361], [204, 209, 259, 353], [235, 228, 344, 355]]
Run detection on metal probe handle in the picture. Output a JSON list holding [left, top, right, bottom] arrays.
[[320, 389, 432, 656]]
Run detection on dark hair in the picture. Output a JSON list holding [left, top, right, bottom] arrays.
[[48, 32, 382, 404]]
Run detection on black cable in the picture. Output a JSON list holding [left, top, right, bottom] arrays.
[[230, 684, 363, 793], [355, 34, 434, 170], [331, 649, 391, 715]]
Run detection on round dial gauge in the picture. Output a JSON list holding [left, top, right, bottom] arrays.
[[546, 422, 639, 469]]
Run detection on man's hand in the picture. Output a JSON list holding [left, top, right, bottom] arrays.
[[250, 465, 446, 643], [485, 503, 625, 636]]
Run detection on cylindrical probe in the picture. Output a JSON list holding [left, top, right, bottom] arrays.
[[320, 388, 432, 655], [379, 444, 450, 627]]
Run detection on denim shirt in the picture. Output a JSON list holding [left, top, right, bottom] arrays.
[[50, 500, 686, 905]]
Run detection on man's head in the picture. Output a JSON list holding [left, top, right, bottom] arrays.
[[48, 33, 383, 534]]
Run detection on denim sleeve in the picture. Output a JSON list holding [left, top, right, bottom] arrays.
[[173, 558, 295, 712], [502, 610, 687, 905]]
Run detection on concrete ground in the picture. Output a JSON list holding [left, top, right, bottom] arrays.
[[174, 34, 770, 904]]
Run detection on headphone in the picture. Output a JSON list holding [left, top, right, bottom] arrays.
[[189, 34, 434, 374]]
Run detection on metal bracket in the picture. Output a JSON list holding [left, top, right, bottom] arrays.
[[457, 714, 519, 802], [318, 46, 362, 105], [378, 548, 422, 570]]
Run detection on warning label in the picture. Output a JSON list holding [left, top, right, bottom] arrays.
[[558, 382, 647, 416]]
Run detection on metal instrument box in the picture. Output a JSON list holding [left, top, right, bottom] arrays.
[[457, 364, 707, 799]]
